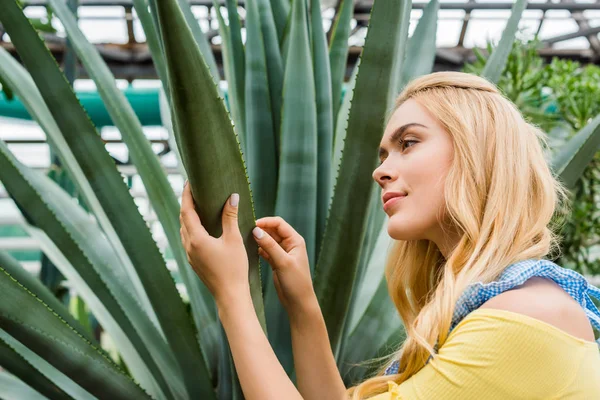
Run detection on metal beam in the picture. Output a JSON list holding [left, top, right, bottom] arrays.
[[543, 26, 600, 45]]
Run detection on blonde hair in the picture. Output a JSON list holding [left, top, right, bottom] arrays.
[[346, 71, 571, 399]]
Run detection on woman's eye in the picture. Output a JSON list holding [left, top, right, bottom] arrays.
[[400, 139, 418, 151]]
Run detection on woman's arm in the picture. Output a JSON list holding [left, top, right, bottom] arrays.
[[217, 290, 303, 400], [289, 296, 348, 400]]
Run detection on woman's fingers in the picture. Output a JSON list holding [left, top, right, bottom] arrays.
[[255, 216, 304, 251], [253, 227, 290, 270]]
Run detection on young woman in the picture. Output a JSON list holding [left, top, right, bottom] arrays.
[[179, 71, 600, 399]]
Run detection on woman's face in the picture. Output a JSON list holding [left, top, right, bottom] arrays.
[[373, 98, 456, 251]]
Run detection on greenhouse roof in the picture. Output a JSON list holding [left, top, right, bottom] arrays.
[[1, 0, 599, 81]]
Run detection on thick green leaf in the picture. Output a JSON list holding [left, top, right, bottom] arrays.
[[400, 0, 440, 87], [154, 0, 266, 333], [0, 141, 185, 399], [329, 0, 353, 128], [331, 59, 360, 195], [0, 371, 49, 400], [0, 48, 150, 317], [0, 251, 96, 345], [552, 114, 600, 189], [225, 0, 247, 150], [158, 87, 187, 178], [311, 0, 334, 264], [270, 0, 290, 44], [0, 4, 210, 398], [335, 182, 385, 365], [257, 0, 285, 164], [341, 278, 405, 383], [264, 0, 318, 376], [176, 0, 221, 86], [481, 0, 528, 84], [48, 0, 220, 377], [244, 0, 278, 220], [0, 335, 74, 400], [389, 0, 412, 105], [212, 1, 245, 152], [132, 0, 169, 91], [314, 0, 412, 358], [0, 266, 151, 399]]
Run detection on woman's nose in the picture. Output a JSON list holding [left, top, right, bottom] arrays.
[[372, 163, 391, 185]]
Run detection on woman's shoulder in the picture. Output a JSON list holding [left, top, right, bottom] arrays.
[[478, 275, 596, 343]]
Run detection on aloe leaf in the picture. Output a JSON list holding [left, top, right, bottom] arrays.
[[244, 0, 277, 221], [328, 0, 353, 127], [154, 0, 266, 332], [552, 114, 600, 189], [0, 333, 75, 400], [23, 225, 172, 400], [158, 87, 187, 178], [341, 278, 405, 383], [48, 0, 220, 375], [389, 0, 412, 105], [131, 0, 169, 91], [481, 0, 528, 84], [400, 0, 440, 87], [257, 0, 285, 162], [314, 0, 412, 358], [0, 251, 96, 345], [271, 0, 290, 43], [225, 0, 247, 149], [0, 4, 212, 398], [331, 59, 360, 196], [311, 0, 334, 263], [176, 0, 221, 86], [0, 141, 189, 399], [0, 48, 152, 320], [335, 182, 385, 365], [0, 370, 51, 400], [263, 0, 318, 376], [212, 1, 244, 150], [0, 267, 151, 399]]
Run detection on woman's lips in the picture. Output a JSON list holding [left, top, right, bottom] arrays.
[[383, 195, 407, 212]]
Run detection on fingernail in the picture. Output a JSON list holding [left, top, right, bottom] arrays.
[[253, 227, 264, 239], [230, 193, 239, 207]]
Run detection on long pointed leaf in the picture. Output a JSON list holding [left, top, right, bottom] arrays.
[[48, 0, 220, 378], [0, 266, 151, 399], [244, 0, 278, 220], [264, 0, 318, 376], [329, 0, 353, 128], [271, 0, 290, 44], [0, 4, 210, 398], [552, 114, 600, 189], [0, 141, 186, 399], [481, 0, 528, 84], [314, 0, 412, 358], [341, 278, 405, 384], [0, 48, 153, 324], [154, 0, 266, 332], [311, 0, 334, 264], [225, 0, 247, 149], [0, 334, 74, 400], [400, 0, 440, 87], [0, 251, 96, 345]]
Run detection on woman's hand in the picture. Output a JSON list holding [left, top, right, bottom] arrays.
[[252, 217, 315, 312], [179, 182, 250, 304]]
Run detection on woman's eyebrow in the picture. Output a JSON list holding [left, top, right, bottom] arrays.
[[378, 123, 427, 158]]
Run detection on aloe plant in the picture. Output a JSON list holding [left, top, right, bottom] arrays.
[[1, 0, 599, 397]]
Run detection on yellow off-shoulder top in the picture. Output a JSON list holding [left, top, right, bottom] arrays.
[[368, 308, 600, 399]]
